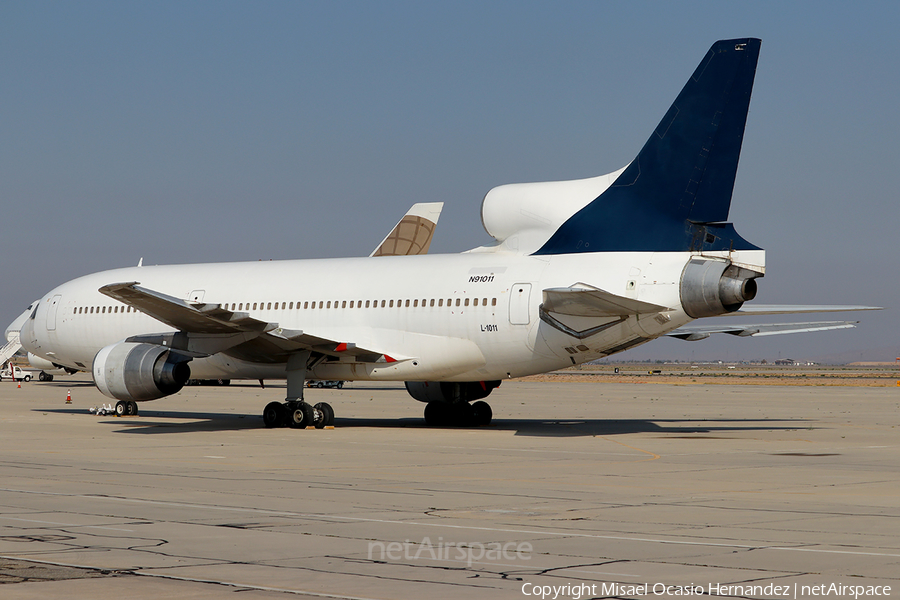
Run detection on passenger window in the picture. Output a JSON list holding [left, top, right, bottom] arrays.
[[473, 298, 478, 306], [492, 298, 497, 306], [438, 299, 443, 307], [389, 300, 394, 308], [381, 300, 385, 308], [350, 301, 354, 308], [341, 301, 346, 308], [327, 301, 331, 309], [289, 302, 293, 309], [413, 299, 418, 307], [465, 298, 470, 307], [365, 300, 370, 308], [430, 299, 435, 307], [405, 299, 410, 307], [304, 302, 309, 309], [455, 299, 460, 307]]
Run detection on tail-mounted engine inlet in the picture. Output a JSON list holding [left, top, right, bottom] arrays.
[[680, 258, 762, 318]]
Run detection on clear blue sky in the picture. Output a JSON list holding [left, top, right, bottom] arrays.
[[2, 1, 897, 363]]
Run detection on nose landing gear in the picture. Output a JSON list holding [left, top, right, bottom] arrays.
[[115, 400, 139, 416]]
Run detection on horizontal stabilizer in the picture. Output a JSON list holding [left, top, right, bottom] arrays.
[[542, 285, 668, 317], [734, 305, 882, 316], [667, 321, 860, 341]]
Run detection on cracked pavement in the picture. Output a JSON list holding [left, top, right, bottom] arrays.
[[0, 378, 897, 599]]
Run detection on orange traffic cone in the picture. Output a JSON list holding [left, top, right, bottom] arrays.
[[66, 390, 72, 404], [17, 381, 21, 389]]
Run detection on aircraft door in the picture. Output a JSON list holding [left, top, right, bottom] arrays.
[[188, 290, 206, 303], [46, 295, 62, 331], [508, 283, 532, 325]]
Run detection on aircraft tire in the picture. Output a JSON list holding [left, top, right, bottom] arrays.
[[471, 401, 492, 426], [263, 402, 286, 428], [289, 402, 315, 429], [115, 400, 128, 417], [423, 402, 443, 426], [314, 402, 334, 428], [127, 400, 139, 416], [452, 403, 475, 427]]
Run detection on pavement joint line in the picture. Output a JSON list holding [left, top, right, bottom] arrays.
[[0, 515, 134, 531], [0, 554, 386, 600], [3, 487, 900, 558]]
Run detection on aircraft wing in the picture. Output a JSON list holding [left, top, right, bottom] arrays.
[[100, 282, 404, 363], [370, 202, 443, 257], [101, 282, 275, 334], [666, 321, 860, 341], [542, 285, 669, 317]]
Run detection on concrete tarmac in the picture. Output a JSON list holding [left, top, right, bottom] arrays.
[[0, 376, 897, 599]]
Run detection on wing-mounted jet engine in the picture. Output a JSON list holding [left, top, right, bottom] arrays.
[[93, 342, 192, 416]]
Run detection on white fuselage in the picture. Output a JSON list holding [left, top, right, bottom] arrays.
[[19, 249, 764, 386]]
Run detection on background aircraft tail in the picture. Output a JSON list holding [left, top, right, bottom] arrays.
[[536, 38, 762, 255]]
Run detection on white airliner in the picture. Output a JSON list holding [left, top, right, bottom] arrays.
[[19, 39, 877, 427], [5, 202, 443, 383]]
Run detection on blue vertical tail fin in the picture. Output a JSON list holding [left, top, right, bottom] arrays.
[[536, 38, 762, 255]]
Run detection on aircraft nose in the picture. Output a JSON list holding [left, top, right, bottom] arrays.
[[19, 312, 37, 352]]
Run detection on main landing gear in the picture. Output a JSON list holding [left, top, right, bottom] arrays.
[[263, 350, 337, 430], [423, 400, 492, 427], [115, 400, 139, 416], [263, 400, 334, 429]]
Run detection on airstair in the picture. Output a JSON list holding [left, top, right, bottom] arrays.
[[1, 334, 23, 366]]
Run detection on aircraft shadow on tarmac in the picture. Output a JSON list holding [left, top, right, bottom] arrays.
[[36, 408, 815, 437]]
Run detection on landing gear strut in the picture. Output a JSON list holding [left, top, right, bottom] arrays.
[[423, 400, 492, 427], [261, 350, 336, 429]]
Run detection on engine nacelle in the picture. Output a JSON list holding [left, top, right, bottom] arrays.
[[92, 342, 191, 402], [404, 380, 501, 404], [680, 258, 761, 318]]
